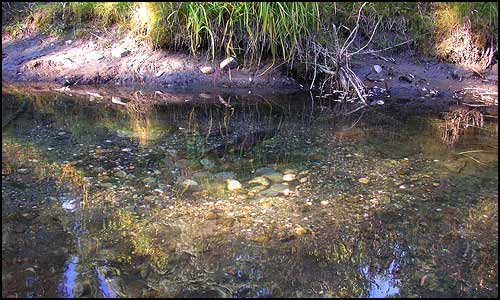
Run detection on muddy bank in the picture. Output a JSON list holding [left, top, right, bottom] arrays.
[[2, 33, 498, 113], [2, 33, 298, 89]]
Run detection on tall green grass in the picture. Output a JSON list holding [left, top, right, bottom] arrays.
[[3, 2, 498, 68], [130, 2, 321, 64]]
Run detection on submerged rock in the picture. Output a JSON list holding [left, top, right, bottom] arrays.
[[259, 183, 290, 197], [226, 179, 242, 191], [182, 179, 199, 191], [264, 172, 284, 183], [255, 167, 276, 175], [192, 171, 212, 181], [200, 158, 215, 169], [142, 177, 156, 185], [114, 170, 127, 178], [248, 185, 268, 194], [358, 178, 370, 184], [248, 176, 270, 186], [294, 226, 309, 236], [255, 167, 283, 183], [100, 182, 113, 189], [214, 171, 235, 180]]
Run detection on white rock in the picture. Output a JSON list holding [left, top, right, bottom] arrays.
[[87, 92, 103, 98], [111, 96, 126, 105], [200, 66, 215, 74], [112, 47, 129, 58], [283, 174, 296, 181], [89, 53, 104, 60], [226, 179, 242, 191], [373, 64, 383, 73], [220, 57, 237, 70]]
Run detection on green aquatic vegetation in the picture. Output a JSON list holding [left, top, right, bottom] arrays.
[[102, 209, 170, 270]]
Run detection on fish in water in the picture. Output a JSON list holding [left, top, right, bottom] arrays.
[[206, 128, 279, 157]]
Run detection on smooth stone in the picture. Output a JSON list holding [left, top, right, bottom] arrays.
[[255, 167, 276, 175], [200, 158, 215, 168], [264, 172, 284, 183], [214, 171, 235, 180], [114, 170, 127, 178], [192, 171, 212, 181], [220, 57, 238, 70], [100, 182, 113, 189], [259, 184, 290, 197], [256, 167, 283, 182], [358, 178, 370, 184], [226, 179, 242, 191], [294, 226, 309, 236], [200, 66, 215, 74], [182, 179, 199, 190], [17, 168, 29, 174], [248, 176, 270, 186], [142, 177, 156, 185], [282, 174, 296, 181], [249, 185, 268, 194]]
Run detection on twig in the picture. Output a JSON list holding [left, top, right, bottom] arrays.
[[456, 150, 488, 155], [350, 19, 381, 57], [360, 39, 413, 55], [89, 32, 103, 40]]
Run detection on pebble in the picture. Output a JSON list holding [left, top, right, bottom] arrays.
[[358, 178, 370, 184], [200, 66, 215, 74], [294, 226, 309, 236], [114, 170, 127, 178], [282, 174, 296, 182], [17, 168, 29, 174]]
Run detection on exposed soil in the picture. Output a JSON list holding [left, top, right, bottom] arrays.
[[2, 31, 498, 113]]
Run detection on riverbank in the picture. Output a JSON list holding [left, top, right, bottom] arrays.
[[2, 31, 498, 115], [2, 2, 498, 113]]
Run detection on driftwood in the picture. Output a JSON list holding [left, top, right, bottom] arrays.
[[309, 2, 378, 107]]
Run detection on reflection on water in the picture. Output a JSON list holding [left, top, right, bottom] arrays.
[[62, 256, 78, 298], [361, 243, 404, 298], [2, 84, 498, 298]]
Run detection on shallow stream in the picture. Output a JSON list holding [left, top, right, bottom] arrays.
[[2, 85, 498, 297]]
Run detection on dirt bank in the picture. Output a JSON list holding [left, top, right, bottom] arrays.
[[2, 32, 299, 89], [2, 32, 498, 113]]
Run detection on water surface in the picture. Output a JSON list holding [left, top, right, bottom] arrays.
[[2, 85, 498, 298]]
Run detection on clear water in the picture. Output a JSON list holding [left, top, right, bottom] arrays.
[[2, 84, 498, 298]]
